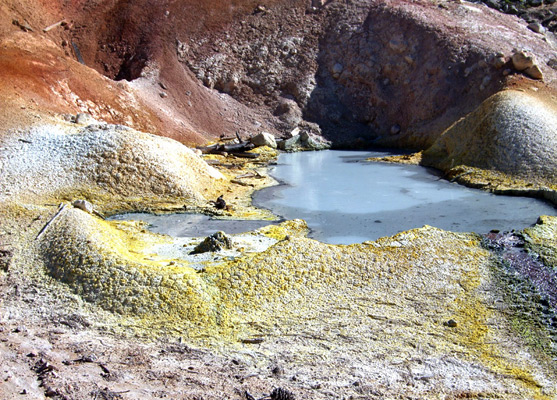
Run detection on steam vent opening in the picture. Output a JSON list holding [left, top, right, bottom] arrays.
[[114, 53, 147, 81]]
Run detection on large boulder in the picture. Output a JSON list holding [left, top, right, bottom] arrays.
[[422, 90, 557, 183], [250, 131, 277, 149]]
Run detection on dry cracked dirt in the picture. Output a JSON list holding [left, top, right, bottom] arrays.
[[1, 0, 557, 399]]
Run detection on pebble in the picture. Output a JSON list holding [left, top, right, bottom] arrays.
[[72, 199, 94, 214], [492, 56, 506, 69], [75, 113, 96, 125], [445, 319, 458, 327], [332, 63, 343, 79]]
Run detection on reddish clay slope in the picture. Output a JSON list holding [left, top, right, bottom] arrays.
[[0, 0, 279, 145]]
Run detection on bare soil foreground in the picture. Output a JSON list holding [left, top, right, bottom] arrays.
[[1, 0, 557, 399]]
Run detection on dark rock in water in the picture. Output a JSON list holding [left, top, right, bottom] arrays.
[[190, 231, 232, 254]]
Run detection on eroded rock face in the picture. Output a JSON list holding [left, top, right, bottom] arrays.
[[181, 0, 556, 148], [313, 1, 557, 147], [422, 90, 557, 183], [2, 0, 556, 151]]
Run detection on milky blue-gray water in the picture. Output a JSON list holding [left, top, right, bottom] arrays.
[[111, 150, 555, 245], [252, 150, 556, 244]]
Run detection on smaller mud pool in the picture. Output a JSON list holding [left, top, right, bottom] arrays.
[[112, 151, 556, 244], [109, 212, 275, 238]]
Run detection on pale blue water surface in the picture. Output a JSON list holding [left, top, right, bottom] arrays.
[[112, 150, 556, 245], [252, 150, 556, 244]]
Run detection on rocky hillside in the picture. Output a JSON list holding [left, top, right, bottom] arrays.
[[3, 0, 557, 148]]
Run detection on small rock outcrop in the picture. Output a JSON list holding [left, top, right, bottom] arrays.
[[277, 125, 331, 152], [422, 90, 557, 182], [190, 231, 233, 254]]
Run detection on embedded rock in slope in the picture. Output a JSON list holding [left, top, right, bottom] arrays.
[[0, 121, 224, 208], [421, 89, 557, 183], [511, 49, 544, 79]]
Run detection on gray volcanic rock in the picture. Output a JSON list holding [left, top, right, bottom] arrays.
[[250, 131, 277, 149], [190, 231, 233, 254], [422, 89, 557, 182]]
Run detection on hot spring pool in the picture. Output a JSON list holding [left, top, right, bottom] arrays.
[[111, 150, 556, 244]]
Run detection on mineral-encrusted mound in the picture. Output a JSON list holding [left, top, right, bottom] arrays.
[[0, 121, 223, 207], [190, 231, 233, 254], [38, 207, 221, 323], [36, 205, 557, 397], [422, 89, 557, 183]]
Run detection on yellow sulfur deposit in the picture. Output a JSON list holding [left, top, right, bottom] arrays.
[[35, 205, 556, 398]]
